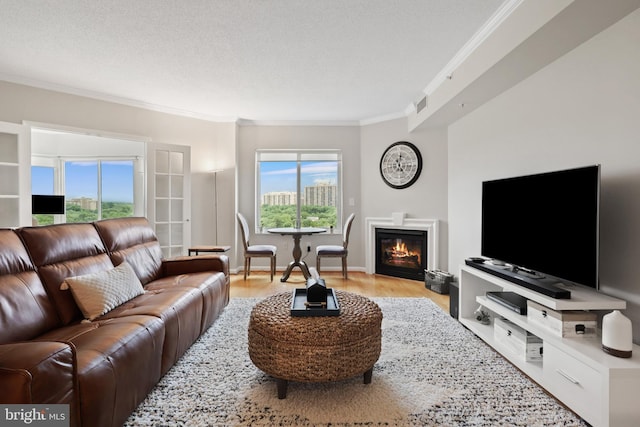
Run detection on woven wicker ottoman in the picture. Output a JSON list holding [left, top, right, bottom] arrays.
[[248, 290, 382, 399]]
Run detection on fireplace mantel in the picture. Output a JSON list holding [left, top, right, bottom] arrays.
[[365, 215, 439, 274]]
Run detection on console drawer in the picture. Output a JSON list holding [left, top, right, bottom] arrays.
[[543, 343, 603, 425]]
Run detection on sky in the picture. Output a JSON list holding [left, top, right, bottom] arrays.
[[32, 161, 134, 203], [260, 161, 337, 195]]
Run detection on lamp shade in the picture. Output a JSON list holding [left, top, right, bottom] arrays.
[[32, 195, 65, 214]]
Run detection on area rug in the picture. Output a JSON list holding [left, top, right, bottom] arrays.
[[124, 296, 587, 426]]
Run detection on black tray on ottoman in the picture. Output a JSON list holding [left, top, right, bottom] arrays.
[[290, 288, 340, 316]]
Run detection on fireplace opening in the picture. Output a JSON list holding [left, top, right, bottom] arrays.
[[375, 228, 427, 281]]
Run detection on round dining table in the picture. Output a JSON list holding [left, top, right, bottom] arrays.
[[267, 227, 326, 282]]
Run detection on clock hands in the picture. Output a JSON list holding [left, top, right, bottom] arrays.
[[380, 141, 422, 189]]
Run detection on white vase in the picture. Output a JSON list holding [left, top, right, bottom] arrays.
[[602, 310, 633, 358]]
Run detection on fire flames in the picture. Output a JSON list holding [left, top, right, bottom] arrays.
[[383, 239, 421, 266]]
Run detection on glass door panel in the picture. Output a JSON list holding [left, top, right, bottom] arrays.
[[147, 143, 190, 257], [170, 175, 183, 197], [171, 199, 183, 221], [156, 151, 169, 173], [155, 175, 170, 197], [170, 152, 183, 174]]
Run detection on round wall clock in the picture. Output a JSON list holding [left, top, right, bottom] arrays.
[[379, 141, 423, 189]]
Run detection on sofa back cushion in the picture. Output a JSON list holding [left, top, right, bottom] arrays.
[[93, 217, 163, 285], [18, 223, 114, 325], [0, 229, 60, 343]]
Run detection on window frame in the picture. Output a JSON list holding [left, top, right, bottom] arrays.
[[255, 149, 343, 234]]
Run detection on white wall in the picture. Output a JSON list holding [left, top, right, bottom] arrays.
[[448, 9, 640, 342], [361, 117, 449, 270]]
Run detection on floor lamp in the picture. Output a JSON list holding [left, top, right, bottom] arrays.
[[211, 169, 223, 245]]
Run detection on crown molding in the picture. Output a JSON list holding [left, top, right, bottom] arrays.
[[403, 0, 522, 118], [422, 0, 523, 97], [0, 73, 239, 123], [236, 118, 360, 127]]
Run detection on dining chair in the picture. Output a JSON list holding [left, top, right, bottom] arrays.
[[237, 212, 277, 281], [316, 213, 355, 279]]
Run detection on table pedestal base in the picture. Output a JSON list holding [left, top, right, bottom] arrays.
[[280, 259, 312, 282], [267, 227, 325, 282]]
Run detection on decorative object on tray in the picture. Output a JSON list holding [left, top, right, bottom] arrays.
[[305, 277, 327, 308], [602, 310, 633, 358], [290, 285, 340, 317]]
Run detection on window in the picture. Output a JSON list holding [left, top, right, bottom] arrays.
[[256, 150, 342, 233], [65, 160, 134, 223]]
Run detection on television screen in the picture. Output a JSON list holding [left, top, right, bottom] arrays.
[[481, 165, 600, 289], [32, 195, 65, 214]]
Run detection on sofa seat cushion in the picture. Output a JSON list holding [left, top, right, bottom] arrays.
[[61, 262, 145, 321], [37, 315, 165, 427], [145, 271, 229, 332], [97, 288, 204, 375], [0, 341, 75, 406]]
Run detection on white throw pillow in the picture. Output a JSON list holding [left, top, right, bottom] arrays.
[[61, 261, 144, 321]]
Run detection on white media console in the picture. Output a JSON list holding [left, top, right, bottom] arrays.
[[459, 265, 640, 427]]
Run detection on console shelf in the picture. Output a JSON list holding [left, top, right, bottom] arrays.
[[459, 265, 640, 427]]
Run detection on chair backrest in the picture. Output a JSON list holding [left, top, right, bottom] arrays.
[[237, 213, 250, 251], [342, 213, 356, 249]]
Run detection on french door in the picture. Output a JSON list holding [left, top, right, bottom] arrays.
[[146, 142, 191, 258]]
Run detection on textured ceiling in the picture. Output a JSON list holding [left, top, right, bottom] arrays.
[[0, 0, 505, 123]]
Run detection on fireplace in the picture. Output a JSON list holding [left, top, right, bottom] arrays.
[[375, 228, 427, 281]]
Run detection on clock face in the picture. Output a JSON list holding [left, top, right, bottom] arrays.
[[379, 141, 422, 189]]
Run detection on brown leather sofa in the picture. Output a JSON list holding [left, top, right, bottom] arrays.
[[0, 217, 229, 427]]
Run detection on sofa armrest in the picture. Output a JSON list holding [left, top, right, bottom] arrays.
[[161, 255, 229, 278], [0, 341, 76, 404]]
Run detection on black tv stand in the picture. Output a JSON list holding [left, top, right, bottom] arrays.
[[464, 258, 571, 299]]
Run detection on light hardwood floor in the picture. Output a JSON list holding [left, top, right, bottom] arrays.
[[230, 270, 450, 313]]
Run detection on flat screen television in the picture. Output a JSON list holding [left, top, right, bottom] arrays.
[[481, 165, 600, 290], [32, 195, 65, 214]]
